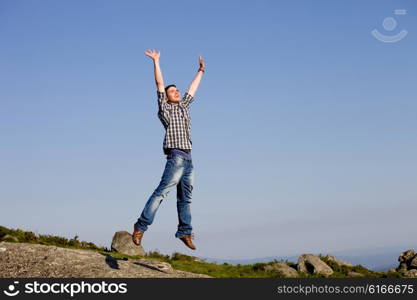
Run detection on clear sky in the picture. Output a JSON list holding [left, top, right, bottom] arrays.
[[1, 0, 416, 260]]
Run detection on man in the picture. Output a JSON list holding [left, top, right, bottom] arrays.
[[132, 49, 205, 250]]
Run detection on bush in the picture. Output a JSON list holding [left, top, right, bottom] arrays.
[[0, 225, 104, 251], [0, 225, 11, 239], [146, 250, 170, 261], [171, 252, 194, 261], [24, 231, 38, 242]]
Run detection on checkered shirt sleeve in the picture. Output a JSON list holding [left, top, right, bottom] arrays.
[[181, 92, 194, 107]]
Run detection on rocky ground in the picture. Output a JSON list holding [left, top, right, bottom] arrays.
[[0, 241, 211, 278], [1, 237, 416, 278]]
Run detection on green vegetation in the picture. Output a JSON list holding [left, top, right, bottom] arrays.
[[0, 225, 404, 278], [0, 225, 103, 251], [318, 254, 384, 278]]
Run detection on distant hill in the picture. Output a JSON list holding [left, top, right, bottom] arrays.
[[202, 245, 415, 272]]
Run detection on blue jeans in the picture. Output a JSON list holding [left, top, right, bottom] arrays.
[[134, 153, 195, 239]]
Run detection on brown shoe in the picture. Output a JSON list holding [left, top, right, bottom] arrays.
[[132, 226, 144, 246], [179, 233, 196, 250]]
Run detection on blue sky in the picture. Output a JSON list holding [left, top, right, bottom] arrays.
[[1, 0, 416, 260]]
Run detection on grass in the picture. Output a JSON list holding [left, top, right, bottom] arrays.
[[0, 225, 103, 251], [0, 225, 405, 278]]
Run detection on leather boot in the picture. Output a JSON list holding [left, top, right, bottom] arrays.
[[179, 233, 196, 250], [132, 226, 144, 246]]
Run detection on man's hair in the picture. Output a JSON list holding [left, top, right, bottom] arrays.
[[165, 84, 176, 93]]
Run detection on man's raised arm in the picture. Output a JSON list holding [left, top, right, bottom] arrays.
[[187, 55, 205, 97], [144, 49, 165, 93]]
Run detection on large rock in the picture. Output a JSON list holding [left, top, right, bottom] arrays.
[[323, 254, 353, 267], [263, 262, 299, 278], [0, 241, 210, 278], [403, 269, 417, 278], [410, 256, 417, 268], [297, 254, 333, 277], [398, 249, 416, 264], [111, 231, 145, 256], [396, 249, 417, 273]]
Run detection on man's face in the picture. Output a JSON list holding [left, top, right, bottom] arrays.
[[166, 86, 181, 104]]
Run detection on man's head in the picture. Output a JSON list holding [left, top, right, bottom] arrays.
[[165, 84, 181, 104]]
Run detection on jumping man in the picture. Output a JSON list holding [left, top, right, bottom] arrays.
[[132, 49, 205, 250]]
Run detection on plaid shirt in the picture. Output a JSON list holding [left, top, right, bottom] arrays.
[[157, 91, 195, 154]]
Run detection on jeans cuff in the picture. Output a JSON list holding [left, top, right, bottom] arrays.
[[175, 231, 191, 238], [134, 222, 147, 232]]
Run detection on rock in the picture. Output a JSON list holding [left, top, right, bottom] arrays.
[[154, 262, 172, 272], [190, 256, 205, 263], [347, 271, 364, 277], [403, 269, 417, 278], [395, 249, 417, 273], [323, 255, 353, 267], [297, 254, 333, 277], [0, 241, 211, 278], [410, 256, 417, 268], [263, 262, 299, 278], [111, 231, 145, 256], [1, 235, 18, 242], [388, 268, 397, 273], [398, 250, 416, 263], [137, 259, 173, 273]]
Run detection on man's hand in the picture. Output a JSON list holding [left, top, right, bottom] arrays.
[[198, 55, 205, 72], [144, 49, 161, 61], [188, 55, 205, 97], [145, 49, 164, 92]]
